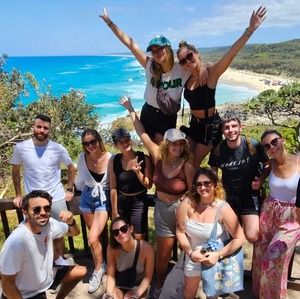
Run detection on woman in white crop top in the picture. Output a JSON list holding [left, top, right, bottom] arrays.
[[100, 8, 207, 145], [252, 129, 300, 299], [176, 168, 245, 299]]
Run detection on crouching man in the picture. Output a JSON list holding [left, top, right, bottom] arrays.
[[0, 190, 87, 299]]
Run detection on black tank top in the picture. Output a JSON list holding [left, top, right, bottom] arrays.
[[113, 151, 147, 194], [184, 84, 216, 110], [89, 170, 105, 182]]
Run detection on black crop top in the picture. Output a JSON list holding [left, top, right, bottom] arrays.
[[113, 151, 147, 194], [89, 170, 105, 183], [184, 84, 216, 110]]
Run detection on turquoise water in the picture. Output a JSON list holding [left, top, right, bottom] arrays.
[[5, 55, 258, 123]]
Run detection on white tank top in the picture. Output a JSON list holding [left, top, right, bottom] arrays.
[[269, 157, 300, 203]]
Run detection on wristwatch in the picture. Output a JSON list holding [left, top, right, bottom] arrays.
[[66, 187, 74, 192]]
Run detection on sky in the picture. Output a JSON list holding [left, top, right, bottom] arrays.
[[1, 0, 300, 56]]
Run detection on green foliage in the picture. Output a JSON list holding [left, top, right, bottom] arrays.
[[0, 55, 99, 194], [201, 39, 300, 78], [242, 82, 300, 152]]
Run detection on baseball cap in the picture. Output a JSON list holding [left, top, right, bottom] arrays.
[[146, 34, 171, 52], [163, 128, 187, 142], [112, 128, 131, 144]]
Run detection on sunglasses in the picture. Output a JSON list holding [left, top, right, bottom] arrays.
[[151, 46, 165, 55], [112, 224, 129, 237], [179, 52, 194, 65], [196, 181, 213, 188], [32, 205, 51, 215], [83, 139, 97, 147], [263, 137, 280, 151]]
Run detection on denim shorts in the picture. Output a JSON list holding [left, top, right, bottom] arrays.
[[79, 186, 111, 213]]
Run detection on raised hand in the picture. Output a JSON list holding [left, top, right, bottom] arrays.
[[99, 7, 110, 24], [249, 6, 267, 32], [132, 157, 143, 173], [119, 95, 134, 112]]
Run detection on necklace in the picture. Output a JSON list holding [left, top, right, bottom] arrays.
[[168, 158, 182, 169]]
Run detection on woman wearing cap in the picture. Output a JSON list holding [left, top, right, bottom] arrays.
[[100, 8, 207, 145], [102, 216, 155, 299], [108, 127, 152, 240], [177, 6, 266, 168], [75, 129, 112, 294], [120, 95, 194, 298]]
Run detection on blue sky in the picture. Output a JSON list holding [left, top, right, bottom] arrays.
[[1, 0, 300, 56]]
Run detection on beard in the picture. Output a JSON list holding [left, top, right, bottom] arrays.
[[33, 132, 49, 142]]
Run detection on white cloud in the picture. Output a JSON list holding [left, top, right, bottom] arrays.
[[165, 0, 300, 40]]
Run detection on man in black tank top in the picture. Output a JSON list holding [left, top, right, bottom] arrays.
[[208, 112, 269, 244]]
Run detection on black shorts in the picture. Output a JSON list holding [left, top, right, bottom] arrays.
[[180, 113, 222, 147], [140, 103, 177, 138], [118, 192, 148, 234], [226, 191, 262, 216]]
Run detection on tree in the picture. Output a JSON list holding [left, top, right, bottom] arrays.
[[243, 82, 300, 150], [0, 55, 99, 196]]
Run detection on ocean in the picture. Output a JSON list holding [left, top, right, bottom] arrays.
[[4, 55, 258, 124]]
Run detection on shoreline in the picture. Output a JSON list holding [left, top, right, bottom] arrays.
[[220, 68, 293, 92]]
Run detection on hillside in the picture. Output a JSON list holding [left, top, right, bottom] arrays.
[[200, 39, 300, 78]]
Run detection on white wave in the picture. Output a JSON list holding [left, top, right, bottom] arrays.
[[57, 71, 79, 75], [94, 103, 119, 108]]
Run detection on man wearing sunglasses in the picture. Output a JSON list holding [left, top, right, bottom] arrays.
[[208, 112, 269, 244], [10, 114, 76, 266], [0, 190, 87, 299]]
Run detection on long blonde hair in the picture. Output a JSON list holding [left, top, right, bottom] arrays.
[[159, 139, 192, 162], [150, 46, 175, 80]]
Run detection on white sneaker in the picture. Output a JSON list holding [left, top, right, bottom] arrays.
[[88, 267, 104, 294]]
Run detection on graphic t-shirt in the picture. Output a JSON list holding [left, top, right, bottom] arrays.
[[144, 57, 190, 108], [208, 136, 268, 194]]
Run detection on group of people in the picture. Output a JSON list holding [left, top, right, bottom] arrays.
[[1, 5, 300, 299]]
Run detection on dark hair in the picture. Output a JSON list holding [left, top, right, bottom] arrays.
[[35, 114, 51, 124], [111, 127, 131, 145], [109, 216, 133, 249], [177, 40, 199, 56], [22, 190, 52, 211], [221, 110, 241, 128], [261, 129, 282, 142], [188, 168, 225, 205], [81, 128, 106, 153]]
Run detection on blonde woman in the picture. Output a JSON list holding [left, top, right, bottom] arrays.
[[100, 8, 207, 144], [120, 95, 194, 298], [176, 168, 245, 299]]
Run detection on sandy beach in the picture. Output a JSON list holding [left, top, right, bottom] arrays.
[[220, 68, 292, 92]]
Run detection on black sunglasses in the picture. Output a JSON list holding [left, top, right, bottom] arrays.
[[32, 205, 51, 215], [179, 52, 194, 65], [151, 46, 165, 55], [263, 137, 280, 151], [196, 181, 213, 188], [112, 224, 129, 237], [83, 139, 97, 147]]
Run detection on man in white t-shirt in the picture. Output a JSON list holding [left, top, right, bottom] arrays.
[[11, 114, 76, 262], [0, 190, 87, 299]]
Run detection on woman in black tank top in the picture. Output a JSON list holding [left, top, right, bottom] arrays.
[[108, 128, 152, 240], [177, 6, 266, 169]]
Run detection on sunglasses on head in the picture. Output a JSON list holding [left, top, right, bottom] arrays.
[[263, 137, 280, 151], [112, 224, 129, 237], [196, 181, 213, 188], [83, 139, 97, 147], [32, 205, 51, 215], [179, 52, 194, 65]]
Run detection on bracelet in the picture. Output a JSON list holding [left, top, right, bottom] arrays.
[[107, 20, 113, 27], [68, 219, 76, 227], [244, 27, 253, 38], [218, 251, 224, 260], [189, 251, 193, 259], [66, 187, 74, 192]]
